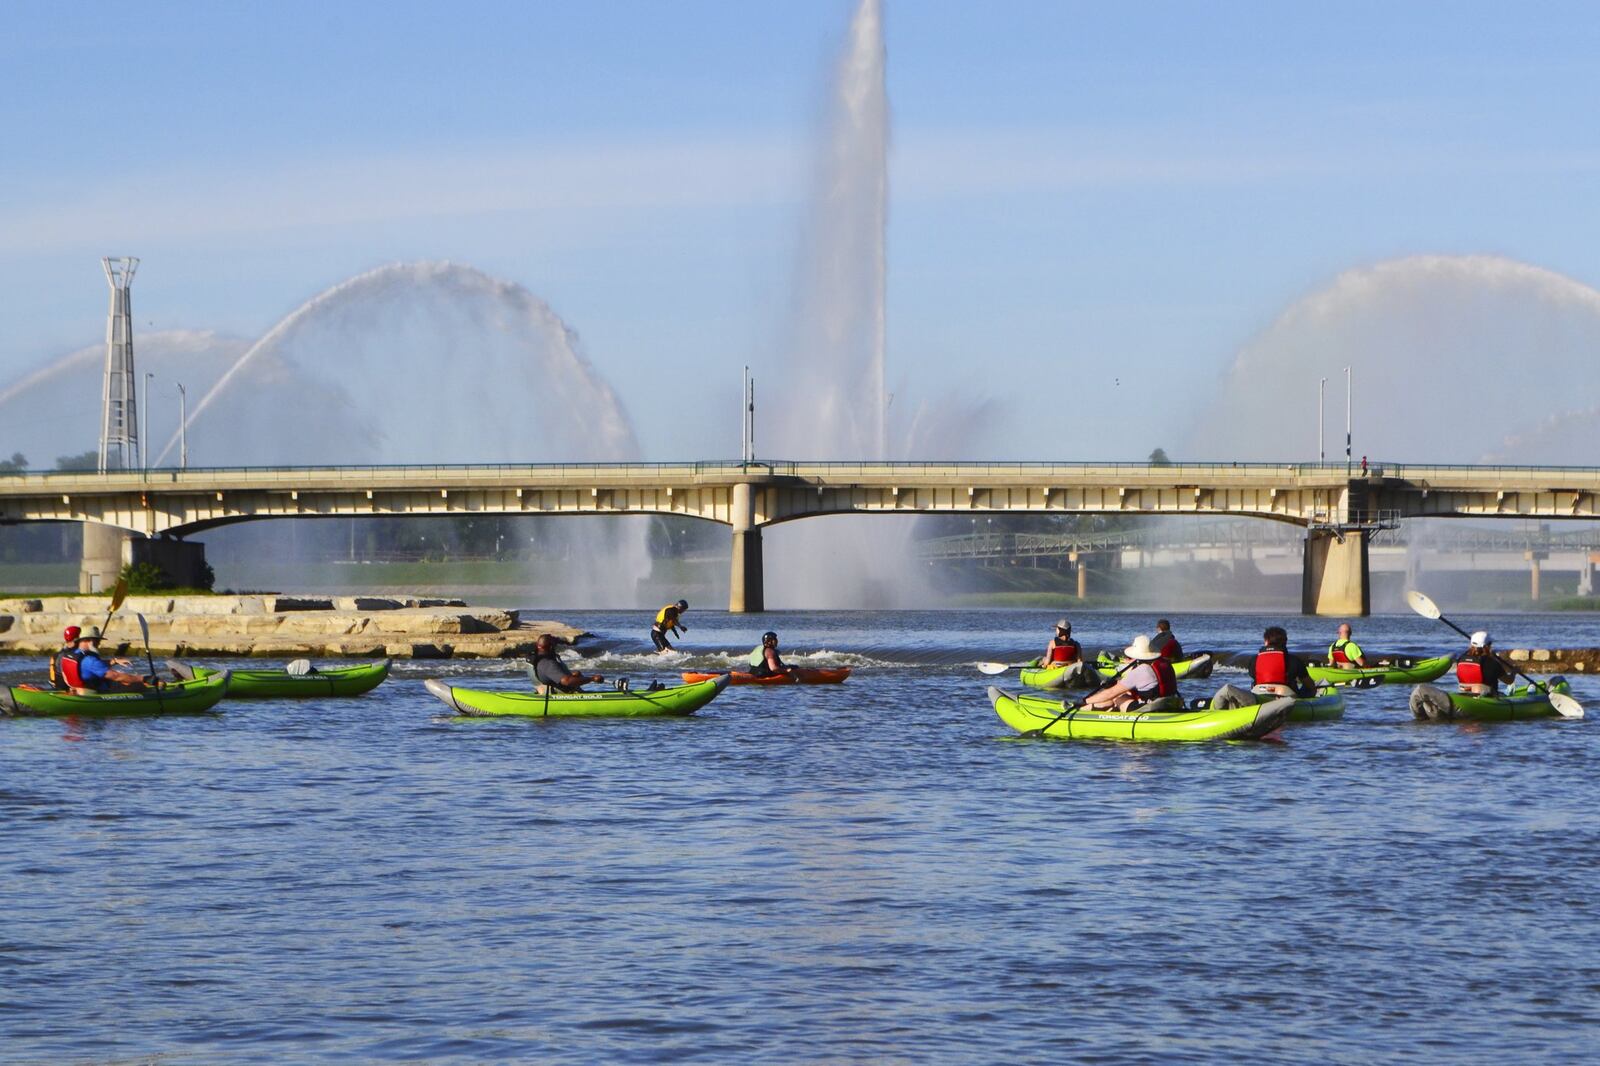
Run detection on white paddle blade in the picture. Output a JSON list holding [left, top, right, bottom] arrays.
[[976, 662, 1012, 675], [1550, 692, 1584, 719], [137, 613, 150, 642], [286, 659, 313, 676], [1405, 590, 1442, 620]]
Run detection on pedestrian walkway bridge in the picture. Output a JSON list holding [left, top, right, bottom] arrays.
[[4, 459, 1600, 614]]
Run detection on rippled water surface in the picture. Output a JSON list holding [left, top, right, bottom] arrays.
[[4, 609, 1599, 1063]]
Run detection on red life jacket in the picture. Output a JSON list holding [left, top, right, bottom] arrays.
[[1455, 659, 1484, 686], [1047, 640, 1080, 664], [58, 649, 87, 690], [1329, 641, 1352, 665], [1254, 649, 1288, 686], [1161, 643, 1182, 659], [1134, 659, 1177, 698]]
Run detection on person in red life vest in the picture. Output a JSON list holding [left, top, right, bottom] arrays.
[[1326, 623, 1368, 667], [1149, 619, 1183, 660], [1081, 634, 1178, 711], [1041, 618, 1082, 666], [49, 624, 82, 691], [59, 627, 150, 693], [1455, 631, 1508, 695], [1252, 626, 1316, 698]]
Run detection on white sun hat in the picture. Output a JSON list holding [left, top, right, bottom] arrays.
[[1123, 634, 1161, 661], [1470, 630, 1491, 646]]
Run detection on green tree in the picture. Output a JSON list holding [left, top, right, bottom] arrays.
[[1149, 447, 1172, 466], [0, 452, 26, 474], [119, 561, 175, 593], [55, 450, 98, 471]]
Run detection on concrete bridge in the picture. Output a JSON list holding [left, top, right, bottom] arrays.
[[4, 459, 1600, 614]]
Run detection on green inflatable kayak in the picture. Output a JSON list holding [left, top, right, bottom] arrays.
[[1018, 651, 1212, 690], [177, 659, 390, 699], [1092, 651, 1214, 680], [1409, 678, 1574, 722], [1018, 658, 1100, 690], [0, 670, 231, 718], [991, 686, 1293, 742], [424, 675, 729, 718], [1308, 654, 1452, 686]]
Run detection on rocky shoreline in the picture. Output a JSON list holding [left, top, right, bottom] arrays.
[[0, 594, 588, 660]]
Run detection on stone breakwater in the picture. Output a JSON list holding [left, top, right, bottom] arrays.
[[1503, 648, 1600, 674], [0, 595, 588, 660]]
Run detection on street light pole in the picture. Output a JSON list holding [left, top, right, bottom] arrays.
[[1318, 377, 1326, 462], [1344, 366, 1352, 475], [176, 381, 188, 469], [141, 371, 153, 474]]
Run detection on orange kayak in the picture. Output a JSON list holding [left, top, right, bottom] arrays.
[[680, 667, 852, 686]]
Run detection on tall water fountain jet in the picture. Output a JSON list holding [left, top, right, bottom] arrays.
[[764, 0, 906, 607], [1188, 255, 1600, 465], [771, 0, 889, 460]]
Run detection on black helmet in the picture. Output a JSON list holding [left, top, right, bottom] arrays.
[[762, 631, 778, 643], [676, 599, 688, 611]]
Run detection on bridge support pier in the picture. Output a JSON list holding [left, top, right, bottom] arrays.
[[1526, 550, 1546, 602], [728, 482, 764, 613], [79, 525, 210, 593], [1301, 529, 1369, 617], [79, 523, 124, 593]]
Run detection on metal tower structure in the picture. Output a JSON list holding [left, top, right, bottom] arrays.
[[98, 256, 140, 473]]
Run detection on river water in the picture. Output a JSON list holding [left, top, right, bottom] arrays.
[[4, 608, 1598, 1063]]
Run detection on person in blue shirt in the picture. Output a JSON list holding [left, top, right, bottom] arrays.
[[64, 628, 149, 692]]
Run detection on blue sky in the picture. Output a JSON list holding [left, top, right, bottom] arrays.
[[5, 1, 1600, 460]]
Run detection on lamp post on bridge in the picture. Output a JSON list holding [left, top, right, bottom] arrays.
[[1318, 377, 1326, 462], [176, 381, 188, 470], [1344, 366, 1352, 475]]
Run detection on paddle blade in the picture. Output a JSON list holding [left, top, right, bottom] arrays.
[[137, 613, 150, 643], [1550, 691, 1585, 719], [976, 662, 1012, 675], [1405, 590, 1442, 620], [286, 659, 312, 676], [109, 577, 128, 612]]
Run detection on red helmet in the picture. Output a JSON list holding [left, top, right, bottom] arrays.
[[63, 625, 81, 643]]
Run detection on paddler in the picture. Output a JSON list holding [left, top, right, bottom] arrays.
[[1080, 634, 1177, 711], [1327, 623, 1368, 668], [61, 627, 150, 693], [1040, 618, 1087, 682], [1251, 626, 1316, 698], [1454, 631, 1507, 696], [650, 599, 689, 653], [49, 625, 81, 691], [532, 633, 603, 693], [748, 631, 796, 679], [1150, 619, 1183, 660]]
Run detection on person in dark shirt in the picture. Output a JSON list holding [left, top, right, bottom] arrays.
[[1149, 619, 1183, 660], [531, 634, 602, 693], [1251, 626, 1315, 698], [1454, 631, 1508, 695]]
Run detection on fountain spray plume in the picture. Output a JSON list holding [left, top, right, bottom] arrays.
[[142, 260, 650, 605]]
